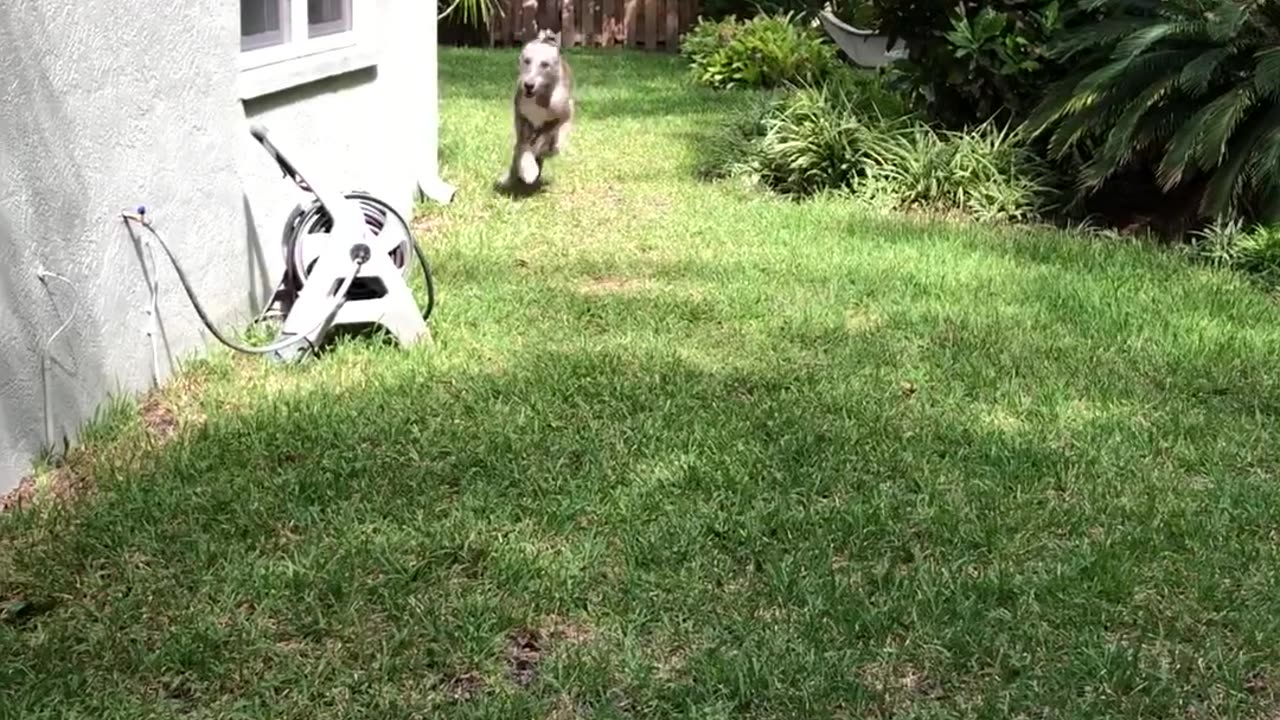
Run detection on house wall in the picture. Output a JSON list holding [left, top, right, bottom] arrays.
[[0, 0, 445, 494]]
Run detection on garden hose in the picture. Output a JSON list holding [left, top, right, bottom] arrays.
[[123, 212, 363, 356]]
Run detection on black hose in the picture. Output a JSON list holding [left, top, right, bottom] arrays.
[[126, 216, 362, 356]]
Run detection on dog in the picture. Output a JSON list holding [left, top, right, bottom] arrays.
[[501, 29, 575, 188]]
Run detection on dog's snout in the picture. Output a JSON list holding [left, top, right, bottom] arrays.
[[523, 81, 535, 93]]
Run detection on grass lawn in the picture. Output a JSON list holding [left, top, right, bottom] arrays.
[[5, 48, 1280, 719]]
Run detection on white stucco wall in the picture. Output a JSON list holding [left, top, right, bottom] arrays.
[[0, 0, 445, 493]]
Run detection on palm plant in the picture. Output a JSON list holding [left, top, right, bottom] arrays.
[[1023, 0, 1280, 223], [439, 0, 500, 28]]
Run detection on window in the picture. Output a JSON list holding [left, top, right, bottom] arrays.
[[307, 0, 352, 38], [238, 0, 376, 100], [240, 0, 288, 51]]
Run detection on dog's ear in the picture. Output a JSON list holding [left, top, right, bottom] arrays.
[[536, 28, 561, 47]]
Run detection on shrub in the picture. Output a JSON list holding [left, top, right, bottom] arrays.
[[1191, 220, 1280, 290], [696, 67, 910, 186], [694, 90, 784, 181], [681, 13, 839, 90], [752, 84, 884, 194], [696, 0, 830, 24], [861, 121, 1054, 222], [700, 69, 1051, 222], [1023, 0, 1280, 226], [858, 0, 1070, 127]]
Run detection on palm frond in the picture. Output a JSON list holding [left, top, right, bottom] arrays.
[[1048, 47, 1202, 153], [1178, 47, 1233, 94], [1195, 87, 1260, 168], [1133, 99, 1201, 150], [1068, 47, 1198, 113], [1256, 47, 1280, 98], [1159, 86, 1257, 188], [1245, 123, 1280, 189], [1111, 20, 1203, 60], [1047, 18, 1154, 60], [1200, 104, 1280, 217], [1261, 184, 1280, 224], [1081, 73, 1183, 187], [1204, 0, 1248, 42], [1023, 74, 1092, 137]]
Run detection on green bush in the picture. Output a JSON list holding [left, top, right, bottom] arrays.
[[861, 121, 1053, 223], [695, 0, 829, 24], [680, 13, 839, 90], [1024, 0, 1280, 226], [1191, 220, 1280, 290], [700, 70, 1051, 222], [752, 84, 882, 195], [860, 0, 1070, 128], [694, 91, 784, 181], [696, 67, 909, 186]]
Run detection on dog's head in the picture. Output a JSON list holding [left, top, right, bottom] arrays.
[[518, 30, 563, 99]]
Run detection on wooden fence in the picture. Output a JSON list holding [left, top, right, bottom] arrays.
[[484, 0, 701, 50]]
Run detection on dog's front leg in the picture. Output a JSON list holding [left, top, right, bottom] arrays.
[[550, 117, 572, 156], [503, 116, 541, 186]]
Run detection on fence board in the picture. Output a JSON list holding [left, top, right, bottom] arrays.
[[580, 0, 594, 45], [561, 0, 575, 46], [625, 0, 638, 46], [644, 0, 657, 48], [486, 0, 697, 49], [665, 0, 678, 49], [602, 0, 616, 46]]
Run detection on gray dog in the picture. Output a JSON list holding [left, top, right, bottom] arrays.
[[501, 29, 575, 188]]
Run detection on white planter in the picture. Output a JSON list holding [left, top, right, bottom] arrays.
[[817, 11, 909, 69]]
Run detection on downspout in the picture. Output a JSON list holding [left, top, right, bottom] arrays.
[[418, 0, 457, 206]]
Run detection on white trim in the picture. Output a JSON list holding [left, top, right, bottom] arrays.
[[237, 0, 376, 99], [238, 44, 379, 100]]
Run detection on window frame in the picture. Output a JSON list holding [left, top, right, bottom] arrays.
[[237, 0, 377, 100]]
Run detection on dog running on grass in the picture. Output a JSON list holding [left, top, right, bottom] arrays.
[[501, 29, 575, 189]]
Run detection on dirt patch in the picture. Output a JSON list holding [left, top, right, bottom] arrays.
[[982, 406, 1025, 433], [0, 461, 94, 515], [576, 276, 654, 296], [508, 628, 544, 688], [858, 661, 945, 714], [505, 618, 596, 690], [845, 308, 884, 335], [1, 595, 59, 626], [443, 672, 486, 702], [0, 475, 38, 513], [543, 616, 595, 646], [411, 211, 451, 240], [2, 376, 207, 515], [141, 395, 180, 442], [1246, 669, 1274, 696], [556, 183, 624, 212], [547, 695, 581, 719]]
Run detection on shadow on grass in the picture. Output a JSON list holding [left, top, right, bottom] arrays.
[[492, 176, 552, 200], [4, 267, 1280, 717]]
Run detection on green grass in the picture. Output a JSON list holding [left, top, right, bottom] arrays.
[[4, 48, 1280, 719]]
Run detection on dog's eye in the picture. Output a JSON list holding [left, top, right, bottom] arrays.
[[522, 58, 530, 65]]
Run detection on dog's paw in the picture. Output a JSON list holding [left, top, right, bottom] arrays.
[[518, 152, 540, 185]]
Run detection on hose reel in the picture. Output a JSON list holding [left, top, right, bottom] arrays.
[[281, 189, 434, 318], [121, 125, 436, 364], [252, 124, 435, 362]]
